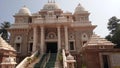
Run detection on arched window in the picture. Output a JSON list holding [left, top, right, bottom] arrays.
[[69, 33, 74, 40], [14, 36, 22, 53], [28, 42, 33, 53], [69, 41, 75, 50], [15, 36, 22, 43], [28, 17, 32, 23], [82, 33, 88, 45], [29, 36, 33, 41]]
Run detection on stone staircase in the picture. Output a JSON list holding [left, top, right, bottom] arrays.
[[34, 54, 47, 68], [16, 51, 40, 68], [27, 56, 41, 68], [33, 52, 62, 68], [45, 53, 57, 68], [54, 52, 63, 68]]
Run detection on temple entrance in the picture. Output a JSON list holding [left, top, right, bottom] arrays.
[[102, 55, 110, 68], [46, 42, 58, 53]]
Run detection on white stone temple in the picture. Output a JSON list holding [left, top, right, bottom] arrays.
[[8, 0, 120, 68]]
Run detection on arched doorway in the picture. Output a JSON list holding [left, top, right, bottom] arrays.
[[46, 42, 58, 53]]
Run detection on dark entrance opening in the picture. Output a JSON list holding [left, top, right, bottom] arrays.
[[102, 55, 110, 68], [46, 42, 57, 53]]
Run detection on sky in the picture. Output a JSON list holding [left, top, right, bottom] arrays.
[[0, 0, 120, 37]]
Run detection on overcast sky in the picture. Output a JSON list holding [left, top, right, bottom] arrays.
[[0, 0, 120, 37]]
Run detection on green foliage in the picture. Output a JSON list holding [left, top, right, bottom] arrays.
[[58, 53, 63, 61], [82, 64, 86, 68], [1, 22, 11, 29], [112, 28, 120, 48], [58, 52, 63, 65], [27, 57, 32, 62], [107, 16, 120, 34], [106, 35, 112, 41], [0, 21, 11, 42], [106, 16, 120, 48]]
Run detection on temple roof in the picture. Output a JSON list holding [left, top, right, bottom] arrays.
[[42, 0, 60, 11], [74, 3, 88, 14], [83, 34, 115, 47], [15, 6, 31, 16], [0, 36, 16, 51]]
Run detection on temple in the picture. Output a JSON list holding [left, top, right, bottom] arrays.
[[7, 1, 120, 68], [0, 36, 16, 68]]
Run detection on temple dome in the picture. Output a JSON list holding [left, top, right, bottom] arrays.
[[16, 6, 31, 16], [74, 3, 86, 14], [43, 2, 60, 10]]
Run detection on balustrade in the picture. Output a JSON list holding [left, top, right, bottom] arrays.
[[33, 17, 71, 23]]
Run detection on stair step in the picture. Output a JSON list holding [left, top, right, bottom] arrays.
[[34, 54, 47, 68], [45, 53, 57, 68]]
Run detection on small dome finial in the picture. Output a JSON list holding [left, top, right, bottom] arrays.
[[48, 0, 49, 3], [23, 5, 26, 7], [74, 2, 86, 14], [50, 0, 52, 3], [53, 0, 55, 3], [78, 3, 81, 6]]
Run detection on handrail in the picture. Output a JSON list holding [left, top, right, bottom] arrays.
[[62, 49, 67, 68], [16, 51, 39, 68], [43, 52, 51, 68]]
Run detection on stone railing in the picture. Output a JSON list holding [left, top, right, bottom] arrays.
[[71, 21, 92, 27], [16, 51, 39, 68], [43, 52, 51, 68], [33, 17, 72, 24], [62, 49, 67, 68], [10, 23, 29, 28]]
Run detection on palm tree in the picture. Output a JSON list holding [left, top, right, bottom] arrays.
[[0, 21, 11, 42]]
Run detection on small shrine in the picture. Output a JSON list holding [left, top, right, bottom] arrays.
[[0, 36, 17, 68], [66, 53, 76, 68]]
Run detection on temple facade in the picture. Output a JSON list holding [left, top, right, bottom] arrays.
[[8, 0, 120, 68], [8, 0, 95, 63]]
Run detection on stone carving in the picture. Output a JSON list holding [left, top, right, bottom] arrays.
[[46, 32, 57, 39]]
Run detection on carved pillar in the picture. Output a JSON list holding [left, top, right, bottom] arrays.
[[40, 26, 44, 55], [64, 26, 69, 51], [57, 26, 61, 51], [33, 26, 37, 53]]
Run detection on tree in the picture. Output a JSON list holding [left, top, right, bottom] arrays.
[[107, 16, 120, 34], [105, 35, 112, 41], [112, 25, 120, 48], [0, 21, 11, 42], [106, 16, 120, 48]]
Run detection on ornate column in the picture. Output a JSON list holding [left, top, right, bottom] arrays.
[[40, 26, 44, 55], [33, 26, 37, 53], [64, 26, 69, 51], [57, 26, 61, 51]]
